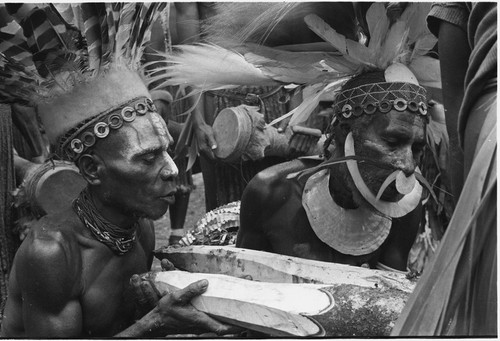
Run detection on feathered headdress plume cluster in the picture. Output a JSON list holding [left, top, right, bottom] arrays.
[[0, 3, 82, 103], [0, 3, 165, 105], [146, 2, 440, 126]]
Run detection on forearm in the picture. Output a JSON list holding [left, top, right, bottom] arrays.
[[174, 3, 201, 44], [437, 21, 469, 139], [437, 21, 470, 198]]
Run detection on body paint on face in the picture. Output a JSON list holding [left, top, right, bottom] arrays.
[[149, 111, 172, 147], [344, 132, 422, 218]]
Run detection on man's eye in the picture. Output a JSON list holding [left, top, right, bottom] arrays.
[[383, 137, 399, 147], [412, 143, 425, 155], [142, 154, 156, 164]]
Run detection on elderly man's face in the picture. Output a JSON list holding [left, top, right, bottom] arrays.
[[94, 112, 178, 220], [352, 109, 426, 202]]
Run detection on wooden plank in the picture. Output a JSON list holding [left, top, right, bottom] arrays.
[[144, 270, 410, 336], [153, 245, 416, 293]]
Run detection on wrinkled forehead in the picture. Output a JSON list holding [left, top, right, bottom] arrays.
[[102, 112, 171, 155], [353, 109, 426, 141], [371, 109, 426, 131]]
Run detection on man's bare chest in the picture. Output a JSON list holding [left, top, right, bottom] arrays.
[[79, 244, 149, 336]]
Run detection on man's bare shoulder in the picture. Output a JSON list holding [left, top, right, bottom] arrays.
[[29, 207, 83, 244], [15, 207, 84, 290], [245, 159, 320, 200]]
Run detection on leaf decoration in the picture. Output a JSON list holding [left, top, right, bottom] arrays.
[[304, 14, 373, 67], [366, 3, 390, 52], [186, 135, 199, 172], [392, 126, 496, 335], [378, 21, 409, 69], [288, 79, 345, 126], [409, 56, 441, 89]]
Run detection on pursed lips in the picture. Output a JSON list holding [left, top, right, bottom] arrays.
[[159, 188, 177, 205], [160, 188, 177, 198], [159, 182, 178, 198]]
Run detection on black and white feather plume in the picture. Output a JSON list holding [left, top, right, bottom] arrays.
[[0, 3, 165, 104]]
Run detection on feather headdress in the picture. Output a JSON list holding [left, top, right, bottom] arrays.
[[0, 3, 166, 161], [146, 2, 440, 126]]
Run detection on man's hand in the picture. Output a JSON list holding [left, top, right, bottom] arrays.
[[288, 125, 322, 157], [193, 120, 217, 159], [160, 258, 177, 271], [155, 279, 239, 335], [129, 260, 177, 316], [130, 275, 161, 317]]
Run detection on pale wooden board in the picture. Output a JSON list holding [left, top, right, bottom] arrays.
[[150, 271, 332, 336], [154, 245, 416, 293]]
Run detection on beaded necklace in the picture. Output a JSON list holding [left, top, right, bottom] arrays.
[[73, 188, 137, 255]]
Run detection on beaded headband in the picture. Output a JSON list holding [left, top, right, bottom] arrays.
[[333, 82, 428, 122], [56, 96, 157, 161]]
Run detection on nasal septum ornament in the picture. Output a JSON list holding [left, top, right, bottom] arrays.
[[344, 132, 424, 218]]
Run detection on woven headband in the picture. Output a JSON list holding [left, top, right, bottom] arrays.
[[57, 96, 157, 162], [333, 82, 428, 121]]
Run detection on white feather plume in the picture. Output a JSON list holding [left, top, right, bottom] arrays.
[[145, 44, 277, 92]]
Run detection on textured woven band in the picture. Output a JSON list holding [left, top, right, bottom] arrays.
[[333, 82, 428, 121], [57, 97, 157, 161]]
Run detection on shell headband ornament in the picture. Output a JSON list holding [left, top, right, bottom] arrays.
[[0, 3, 167, 160], [333, 81, 428, 122], [59, 97, 157, 162]]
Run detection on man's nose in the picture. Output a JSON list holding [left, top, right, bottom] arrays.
[[394, 148, 416, 176], [159, 151, 178, 181]]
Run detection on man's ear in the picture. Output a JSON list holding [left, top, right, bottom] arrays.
[[77, 153, 103, 185], [332, 122, 351, 150]]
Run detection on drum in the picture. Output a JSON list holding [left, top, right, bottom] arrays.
[[17, 160, 86, 217], [212, 105, 323, 162]]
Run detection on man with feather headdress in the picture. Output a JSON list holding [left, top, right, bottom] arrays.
[[0, 3, 236, 337], [156, 3, 441, 271], [236, 64, 430, 271]]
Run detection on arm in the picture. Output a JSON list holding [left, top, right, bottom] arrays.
[[174, 3, 201, 44], [118, 279, 237, 337], [174, 3, 217, 159], [434, 20, 470, 201], [281, 91, 328, 157], [236, 172, 273, 251], [12, 229, 83, 337]]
